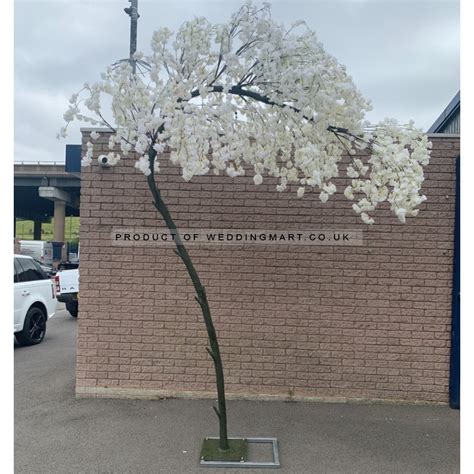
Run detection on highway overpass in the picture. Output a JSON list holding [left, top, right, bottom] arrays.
[[14, 146, 81, 247]]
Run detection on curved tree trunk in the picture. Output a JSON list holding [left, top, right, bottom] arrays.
[[146, 148, 229, 451]]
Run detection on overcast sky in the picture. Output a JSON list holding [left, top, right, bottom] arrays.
[[14, 0, 459, 163]]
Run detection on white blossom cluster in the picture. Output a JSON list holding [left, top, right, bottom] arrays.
[[60, 1, 431, 224]]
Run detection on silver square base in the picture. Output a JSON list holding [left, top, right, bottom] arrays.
[[199, 437, 280, 469]]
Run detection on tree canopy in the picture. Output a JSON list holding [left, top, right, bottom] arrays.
[[60, 1, 431, 225]]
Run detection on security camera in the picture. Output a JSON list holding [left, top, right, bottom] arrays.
[[98, 155, 110, 168]]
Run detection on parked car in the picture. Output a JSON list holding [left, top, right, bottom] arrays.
[[19, 240, 54, 265], [54, 267, 79, 317], [14, 254, 57, 346], [57, 261, 79, 271]]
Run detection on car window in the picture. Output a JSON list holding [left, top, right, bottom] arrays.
[[14, 260, 18, 283], [32, 260, 49, 278], [58, 262, 79, 271], [14, 259, 24, 283], [16, 258, 47, 282], [33, 258, 52, 271]]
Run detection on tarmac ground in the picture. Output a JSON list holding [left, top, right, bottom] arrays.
[[14, 306, 459, 473]]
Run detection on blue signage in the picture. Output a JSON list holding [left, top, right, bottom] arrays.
[[65, 144, 82, 173]]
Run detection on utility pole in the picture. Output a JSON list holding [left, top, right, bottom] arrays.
[[114, 0, 150, 73], [124, 0, 139, 74]]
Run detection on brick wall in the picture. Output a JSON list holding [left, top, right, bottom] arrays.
[[76, 132, 459, 404]]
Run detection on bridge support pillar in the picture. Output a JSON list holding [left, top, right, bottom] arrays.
[[54, 200, 66, 260], [38, 186, 78, 262], [33, 221, 42, 240]]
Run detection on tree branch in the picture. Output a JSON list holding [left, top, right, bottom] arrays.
[[206, 347, 217, 361]]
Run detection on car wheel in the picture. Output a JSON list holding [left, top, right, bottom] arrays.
[[15, 307, 47, 346], [66, 301, 78, 318]]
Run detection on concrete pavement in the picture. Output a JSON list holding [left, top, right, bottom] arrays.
[[15, 307, 459, 473]]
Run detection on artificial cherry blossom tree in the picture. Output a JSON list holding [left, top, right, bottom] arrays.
[[60, 1, 431, 455]]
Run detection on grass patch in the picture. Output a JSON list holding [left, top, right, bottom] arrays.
[[200, 438, 248, 462], [15, 217, 80, 241]]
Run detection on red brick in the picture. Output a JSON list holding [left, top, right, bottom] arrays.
[[75, 134, 457, 405]]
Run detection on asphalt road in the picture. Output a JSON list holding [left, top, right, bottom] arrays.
[[15, 306, 460, 473]]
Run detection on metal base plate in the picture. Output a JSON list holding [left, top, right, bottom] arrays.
[[199, 437, 280, 468]]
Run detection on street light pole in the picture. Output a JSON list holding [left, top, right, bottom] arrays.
[[124, 0, 139, 74]]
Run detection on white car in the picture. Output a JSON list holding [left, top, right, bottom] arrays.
[[14, 254, 57, 346], [54, 264, 79, 318]]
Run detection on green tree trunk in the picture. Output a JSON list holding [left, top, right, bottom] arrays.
[[146, 148, 230, 451]]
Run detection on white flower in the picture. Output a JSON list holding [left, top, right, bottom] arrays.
[[108, 135, 117, 150], [135, 156, 151, 176], [396, 208, 406, 223], [153, 143, 165, 154], [90, 131, 100, 140], [135, 142, 146, 155], [361, 212, 374, 225], [63, 106, 76, 122], [344, 186, 354, 200], [347, 166, 359, 178], [226, 166, 245, 178], [323, 183, 336, 195], [58, 2, 431, 225], [319, 192, 329, 203], [81, 141, 93, 167], [107, 152, 121, 166]]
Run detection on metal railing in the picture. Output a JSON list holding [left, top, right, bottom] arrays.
[[14, 161, 66, 166]]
